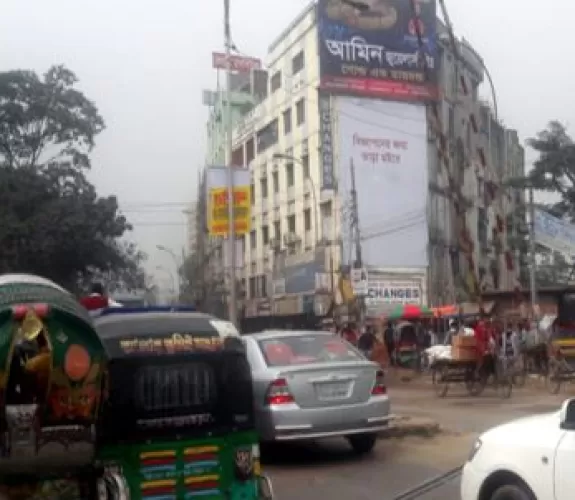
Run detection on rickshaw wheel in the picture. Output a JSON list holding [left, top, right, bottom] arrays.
[[546, 369, 562, 395], [497, 376, 513, 399], [433, 365, 449, 398], [512, 356, 527, 387], [465, 367, 486, 397]]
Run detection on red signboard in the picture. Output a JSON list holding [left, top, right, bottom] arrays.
[[320, 75, 438, 102], [212, 52, 262, 72]]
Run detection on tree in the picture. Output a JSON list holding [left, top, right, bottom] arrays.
[[512, 121, 575, 285], [0, 65, 145, 289], [526, 121, 575, 219]]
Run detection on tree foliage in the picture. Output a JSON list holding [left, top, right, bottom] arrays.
[[514, 121, 575, 285], [525, 121, 575, 220], [0, 65, 145, 289]]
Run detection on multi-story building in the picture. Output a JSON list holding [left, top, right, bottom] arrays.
[[201, 1, 525, 320]]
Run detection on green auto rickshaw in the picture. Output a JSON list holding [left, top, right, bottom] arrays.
[[0, 274, 109, 499], [93, 306, 274, 500]]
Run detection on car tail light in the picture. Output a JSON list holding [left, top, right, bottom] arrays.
[[11, 303, 49, 319], [371, 370, 387, 396], [265, 378, 294, 405]]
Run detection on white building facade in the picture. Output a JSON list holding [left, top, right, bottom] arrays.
[[210, 2, 525, 318]]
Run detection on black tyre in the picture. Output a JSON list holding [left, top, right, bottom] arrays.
[[432, 365, 449, 397], [347, 433, 377, 454], [546, 369, 562, 395], [490, 483, 535, 500]]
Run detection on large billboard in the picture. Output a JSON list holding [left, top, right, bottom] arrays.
[[534, 208, 575, 256], [317, 0, 437, 101], [336, 97, 428, 267], [205, 166, 251, 237]]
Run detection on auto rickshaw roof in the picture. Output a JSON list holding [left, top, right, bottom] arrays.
[[93, 308, 238, 358]]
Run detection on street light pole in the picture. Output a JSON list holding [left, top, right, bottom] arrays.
[[156, 245, 180, 299], [528, 186, 538, 318], [156, 265, 176, 301], [272, 153, 320, 245], [224, 0, 238, 326]]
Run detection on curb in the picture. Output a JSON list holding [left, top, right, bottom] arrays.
[[379, 415, 442, 439]]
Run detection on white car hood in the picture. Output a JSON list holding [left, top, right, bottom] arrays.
[[482, 411, 560, 444]]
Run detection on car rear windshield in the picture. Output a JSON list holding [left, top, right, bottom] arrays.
[[259, 334, 363, 367]]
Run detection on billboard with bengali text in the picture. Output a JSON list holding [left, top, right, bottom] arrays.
[[336, 97, 428, 267], [317, 0, 438, 101], [205, 166, 251, 237], [534, 209, 575, 256]]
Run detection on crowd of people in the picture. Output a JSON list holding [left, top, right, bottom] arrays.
[[331, 315, 534, 372]]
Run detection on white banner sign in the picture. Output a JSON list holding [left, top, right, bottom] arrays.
[[365, 283, 422, 306], [533, 209, 575, 256], [350, 268, 368, 295], [336, 97, 429, 268]]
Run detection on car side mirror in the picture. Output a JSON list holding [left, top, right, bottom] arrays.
[[258, 475, 274, 500], [559, 398, 575, 430]]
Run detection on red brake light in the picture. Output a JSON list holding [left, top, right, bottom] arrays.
[[265, 378, 294, 405], [371, 370, 387, 396], [11, 304, 49, 319]]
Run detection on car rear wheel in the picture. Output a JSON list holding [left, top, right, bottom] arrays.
[[490, 483, 535, 500], [347, 433, 377, 454]]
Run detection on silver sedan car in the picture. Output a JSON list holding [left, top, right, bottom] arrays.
[[243, 330, 391, 454]]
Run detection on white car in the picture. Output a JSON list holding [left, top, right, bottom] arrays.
[[461, 398, 575, 500]]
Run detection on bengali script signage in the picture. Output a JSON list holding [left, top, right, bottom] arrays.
[[205, 166, 251, 237], [207, 186, 251, 236], [118, 334, 223, 355], [317, 0, 438, 101], [212, 52, 262, 72]]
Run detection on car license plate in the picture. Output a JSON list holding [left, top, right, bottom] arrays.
[[316, 382, 351, 401]]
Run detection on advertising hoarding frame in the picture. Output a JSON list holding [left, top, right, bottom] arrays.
[[336, 97, 429, 268], [534, 208, 575, 256], [205, 166, 251, 237], [212, 52, 262, 72], [317, 0, 438, 101]]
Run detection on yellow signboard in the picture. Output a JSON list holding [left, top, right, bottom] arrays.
[[207, 186, 251, 236]]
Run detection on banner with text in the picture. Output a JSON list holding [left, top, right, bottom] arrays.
[[206, 166, 251, 237], [336, 97, 428, 267], [317, 0, 438, 101], [318, 92, 335, 189], [534, 208, 575, 256]]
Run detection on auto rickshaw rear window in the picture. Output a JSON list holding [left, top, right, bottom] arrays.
[[135, 362, 217, 411]]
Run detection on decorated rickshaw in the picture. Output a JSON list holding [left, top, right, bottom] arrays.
[[0, 274, 109, 499]]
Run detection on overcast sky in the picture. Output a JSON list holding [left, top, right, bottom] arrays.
[[0, 0, 572, 291]]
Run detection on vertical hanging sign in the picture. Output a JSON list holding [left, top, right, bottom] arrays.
[[318, 93, 334, 190]]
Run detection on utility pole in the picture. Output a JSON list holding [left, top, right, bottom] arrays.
[[223, 0, 238, 325], [528, 186, 538, 319], [349, 159, 365, 328]]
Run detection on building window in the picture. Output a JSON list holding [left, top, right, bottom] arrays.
[[250, 183, 255, 206], [296, 99, 305, 125], [274, 221, 281, 242], [292, 51, 305, 74], [304, 209, 311, 231], [301, 151, 310, 179], [250, 230, 256, 250], [270, 70, 281, 92], [249, 276, 256, 298], [286, 162, 294, 187], [262, 225, 269, 245], [256, 118, 279, 153], [246, 138, 255, 164], [287, 214, 296, 233], [260, 176, 268, 199], [283, 108, 292, 135], [272, 171, 279, 193]]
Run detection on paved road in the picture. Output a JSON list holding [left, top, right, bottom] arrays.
[[262, 376, 573, 499]]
